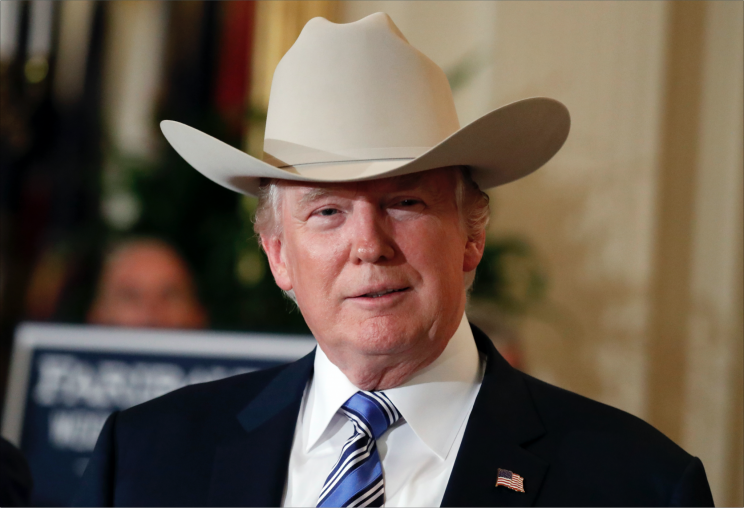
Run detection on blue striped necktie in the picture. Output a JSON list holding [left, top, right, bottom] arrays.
[[317, 391, 401, 507]]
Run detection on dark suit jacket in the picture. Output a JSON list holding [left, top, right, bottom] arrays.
[[1, 437, 34, 507], [74, 325, 714, 507]]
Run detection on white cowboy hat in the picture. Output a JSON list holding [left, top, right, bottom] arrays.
[[160, 12, 570, 197]]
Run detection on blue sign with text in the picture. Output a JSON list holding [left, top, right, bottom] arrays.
[[2, 324, 315, 507]]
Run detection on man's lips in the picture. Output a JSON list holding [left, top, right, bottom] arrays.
[[351, 286, 411, 299]]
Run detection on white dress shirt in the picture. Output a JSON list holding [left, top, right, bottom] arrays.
[[282, 313, 484, 507]]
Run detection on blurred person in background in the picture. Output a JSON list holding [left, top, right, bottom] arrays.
[[87, 238, 207, 329]]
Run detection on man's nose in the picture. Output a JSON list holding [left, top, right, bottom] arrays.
[[350, 206, 395, 263]]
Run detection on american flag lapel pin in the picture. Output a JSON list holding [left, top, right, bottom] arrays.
[[496, 468, 526, 493]]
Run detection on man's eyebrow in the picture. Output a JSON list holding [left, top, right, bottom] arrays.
[[298, 187, 335, 207]]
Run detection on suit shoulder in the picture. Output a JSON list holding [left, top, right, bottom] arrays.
[[516, 372, 713, 505], [522, 372, 690, 459], [523, 374, 693, 468], [119, 360, 298, 424]]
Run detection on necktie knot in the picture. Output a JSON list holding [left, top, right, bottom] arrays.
[[341, 391, 401, 440]]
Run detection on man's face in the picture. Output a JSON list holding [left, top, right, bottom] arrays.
[[263, 168, 484, 374]]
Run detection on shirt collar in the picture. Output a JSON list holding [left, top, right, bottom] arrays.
[[305, 313, 482, 460]]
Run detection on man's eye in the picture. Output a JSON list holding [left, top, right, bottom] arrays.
[[394, 198, 425, 209], [318, 208, 339, 216], [399, 199, 420, 207]]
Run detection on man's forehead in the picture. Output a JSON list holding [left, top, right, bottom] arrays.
[[280, 168, 457, 205]]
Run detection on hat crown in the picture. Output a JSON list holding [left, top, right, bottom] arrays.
[[264, 13, 460, 165]]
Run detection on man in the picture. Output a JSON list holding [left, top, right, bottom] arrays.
[[87, 238, 207, 329], [75, 13, 713, 506]]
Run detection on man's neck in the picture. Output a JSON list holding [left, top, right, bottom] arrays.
[[337, 348, 448, 390]]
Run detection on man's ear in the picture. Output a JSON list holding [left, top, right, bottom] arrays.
[[261, 235, 293, 291], [463, 229, 486, 273]]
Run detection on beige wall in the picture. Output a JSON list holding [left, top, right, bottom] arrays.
[[680, 2, 743, 502], [344, 2, 742, 504]]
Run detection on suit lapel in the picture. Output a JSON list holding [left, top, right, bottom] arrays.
[[208, 351, 315, 507], [441, 326, 548, 507]]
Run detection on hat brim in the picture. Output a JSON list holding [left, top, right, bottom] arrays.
[[160, 97, 570, 197]]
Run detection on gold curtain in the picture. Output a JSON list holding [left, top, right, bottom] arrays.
[[246, 1, 340, 157]]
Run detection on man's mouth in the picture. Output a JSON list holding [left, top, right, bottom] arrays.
[[356, 287, 411, 298]]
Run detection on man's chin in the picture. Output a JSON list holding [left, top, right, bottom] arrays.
[[339, 325, 422, 357]]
